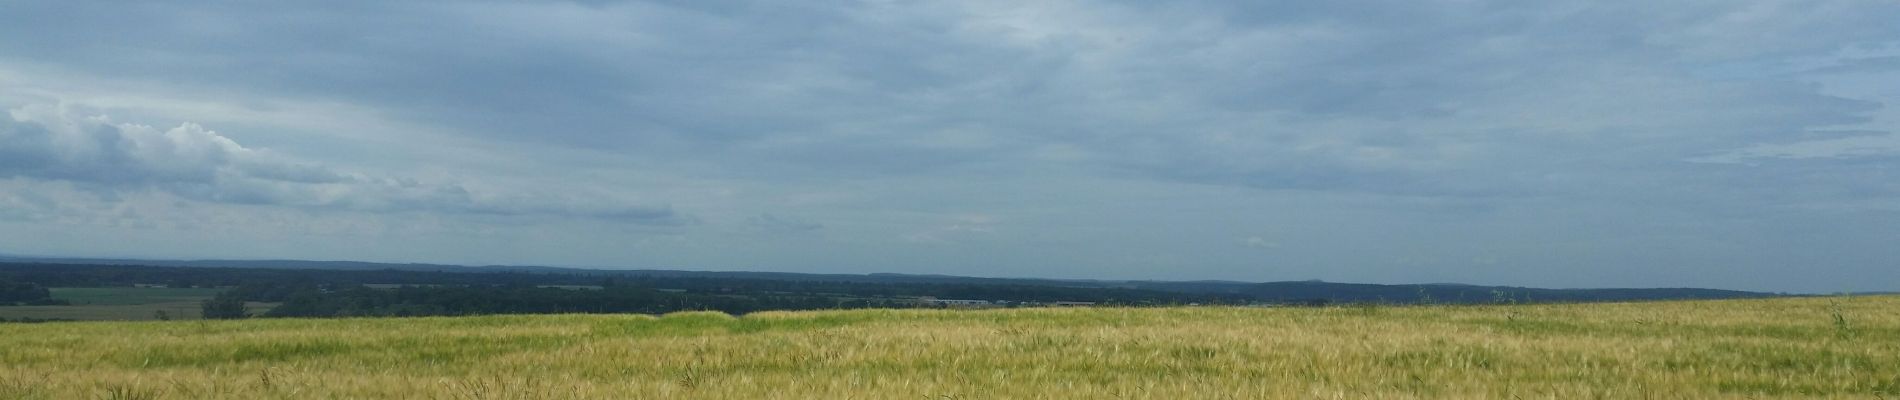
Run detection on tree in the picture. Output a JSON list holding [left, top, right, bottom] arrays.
[[201, 293, 248, 319], [0, 279, 52, 305]]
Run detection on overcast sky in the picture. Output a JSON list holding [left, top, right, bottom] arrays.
[[3, 1, 1898, 292]]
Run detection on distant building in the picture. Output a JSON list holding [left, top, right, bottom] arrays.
[[930, 299, 993, 306], [918, 297, 997, 307], [916, 297, 1094, 308]]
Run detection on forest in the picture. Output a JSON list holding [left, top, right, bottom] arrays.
[[2, 262, 1247, 320], [0, 278, 56, 305], [1, 261, 1780, 322]]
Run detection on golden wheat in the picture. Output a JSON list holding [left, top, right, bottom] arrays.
[[1, 296, 1895, 399]]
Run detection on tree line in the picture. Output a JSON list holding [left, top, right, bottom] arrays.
[[201, 282, 934, 319], [0, 279, 59, 305], [0, 263, 1237, 303], [2, 262, 1245, 320]]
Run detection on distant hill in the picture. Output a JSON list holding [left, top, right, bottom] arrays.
[[0, 256, 481, 272], [0, 256, 1129, 286], [0, 256, 1783, 304], [1236, 280, 1774, 304]]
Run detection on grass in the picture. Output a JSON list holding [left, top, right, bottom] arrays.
[[0, 287, 273, 321], [0, 296, 1896, 398]]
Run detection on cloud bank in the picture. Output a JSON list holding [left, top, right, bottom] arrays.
[[2, 1, 1898, 292], [1, 104, 682, 224]]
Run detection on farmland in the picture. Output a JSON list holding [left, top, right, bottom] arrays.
[[0, 287, 273, 321], [2, 295, 1896, 399]]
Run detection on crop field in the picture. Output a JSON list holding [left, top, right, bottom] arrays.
[[48, 287, 230, 306], [0, 287, 273, 321], [1, 296, 1895, 399]]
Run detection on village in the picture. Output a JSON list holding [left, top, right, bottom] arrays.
[[916, 297, 1097, 308]]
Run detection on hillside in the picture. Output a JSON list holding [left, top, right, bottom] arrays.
[[0, 259, 1782, 305], [1236, 280, 1773, 304], [2, 296, 1894, 399]]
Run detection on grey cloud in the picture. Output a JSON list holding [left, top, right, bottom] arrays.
[[0, 104, 684, 224], [1799, 56, 1900, 75], [3, 1, 1900, 292], [11, 0, 1886, 193], [1, 106, 247, 185], [747, 214, 823, 233], [0, 190, 57, 222], [6, 0, 1894, 196]]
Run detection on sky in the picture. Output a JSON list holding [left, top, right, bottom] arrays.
[[2, 1, 1898, 293]]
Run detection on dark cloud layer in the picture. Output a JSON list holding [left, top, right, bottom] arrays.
[[2, 1, 1898, 292]]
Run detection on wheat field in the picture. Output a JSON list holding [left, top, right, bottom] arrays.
[[1, 296, 1895, 399]]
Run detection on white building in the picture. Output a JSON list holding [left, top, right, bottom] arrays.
[[928, 299, 993, 306]]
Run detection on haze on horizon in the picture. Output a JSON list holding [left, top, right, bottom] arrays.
[[3, 1, 1898, 293]]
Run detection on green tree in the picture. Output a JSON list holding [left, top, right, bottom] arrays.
[[201, 293, 248, 319]]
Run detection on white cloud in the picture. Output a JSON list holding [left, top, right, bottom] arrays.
[[1241, 236, 1279, 249], [0, 103, 683, 224]]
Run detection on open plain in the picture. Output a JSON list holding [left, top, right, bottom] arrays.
[[2, 296, 1895, 399]]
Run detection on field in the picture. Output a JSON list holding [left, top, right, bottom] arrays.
[[0, 287, 274, 321], [1, 296, 1896, 399]]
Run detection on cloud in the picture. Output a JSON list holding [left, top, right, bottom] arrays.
[[0, 189, 57, 222], [1, 105, 275, 185], [1, 1, 1898, 292], [901, 214, 998, 245], [1241, 237, 1279, 249], [0, 103, 684, 224], [746, 213, 823, 233], [4, 1, 1892, 194]]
